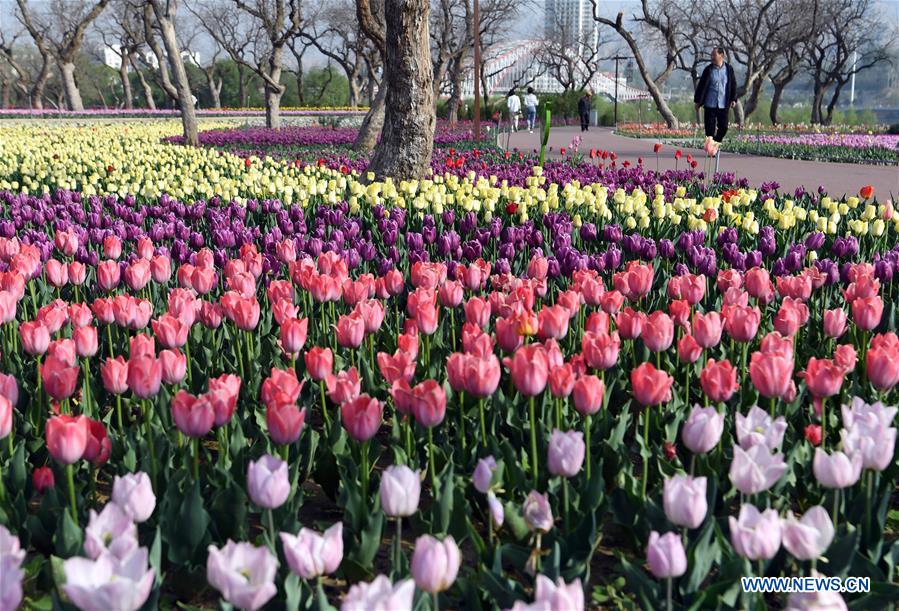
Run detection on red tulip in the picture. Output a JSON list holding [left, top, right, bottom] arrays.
[[45, 414, 88, 464], [804, 424, 822, 446], [170, 390, 215, 438], [33, 466, 55, 493], [700, 359, 739, 403], [630, 362, 673, 406], [41, 355, 79, 401], [82, 419, 111, 466], [341, 394, 383, 442], [859, 185, 874, 199]]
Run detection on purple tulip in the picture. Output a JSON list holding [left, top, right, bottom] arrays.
[[410, 535, 461, 594]]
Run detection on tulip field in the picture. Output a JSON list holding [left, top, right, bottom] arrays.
[[0, 119, 898, 610]]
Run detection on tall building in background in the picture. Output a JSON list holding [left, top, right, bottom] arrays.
[[545, 0, 599, 51]]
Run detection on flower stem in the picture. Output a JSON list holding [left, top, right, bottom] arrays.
[[479, 397, 487, 448], [144, 400, 158, 492], [66, 463, 78, 526], [666, 576, 673, 611], [529, 395, 538, 485], [428, 427, 437, 492], [394, 518, 403, 572], [319, 380, 330, 429], [641, 408, 650, 500], [361, 440, 370, 507], [267, 508, 276, 551], [458, 391, 466, 451], [584, 413, 592, 481]]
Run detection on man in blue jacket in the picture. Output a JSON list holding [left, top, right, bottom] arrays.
[[694, 47, 737, 143]]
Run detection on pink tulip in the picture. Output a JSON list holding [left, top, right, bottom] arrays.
[[630, 362, 673, 406], [547, 429, 585, 478], [572, 375, 604, 415], [700, 359, 739, 403], [170, 390, 215, 437], [304, 346, 334, 381], [411, 535, 461, 594], [729, 504, 782, 560], [642, 311, 674, 352], [749, 351, 793, 399], [206, 541, 277, 611], [45, 414, 88, 464], [663, 475, 707, 529], [823, 308, 847, 338], [691, 311, 723, 348], [506, 344, 549, 396], [646, 531, 687, 578], [341, 394, 382, 442], [266, 403, 306, 445], [411, 380, 447, 428], [247, 454, 290, 509], [127, 356, 162, 399], [681, 405, 724, 454]]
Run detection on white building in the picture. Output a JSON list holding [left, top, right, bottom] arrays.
[[545, 0, 599, 54]]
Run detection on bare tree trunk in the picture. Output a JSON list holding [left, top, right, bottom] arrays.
[[824, 81, 846, 126], [132, 60, 157, 110], [209, 78, 222, 108], [1, 79, 9, 108], [59, 61, 84, 111], [348, 77, 361, 108], [769, 80, 787, 124], [811, 84, 825, 124], [120, 51, 134, 109], [30, 57, 51, 109], [151, 0, 198, 145], [368, 0, 435, 180], [297, 58, 304, 105], [264, 47, 284, 129], [238, 64, 248, 106], [354, 82, 386, 152], [446, 56, 464, 127]]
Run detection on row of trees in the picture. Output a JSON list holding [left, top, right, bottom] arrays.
[[0, 1, 521, 129], [589, 0, 896, 127]]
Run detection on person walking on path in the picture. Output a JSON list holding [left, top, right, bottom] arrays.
[[524, 87, 539, 132], [507, 89, 522, 132], [694, 46, 737, 143], [578, 91, 592, 132]]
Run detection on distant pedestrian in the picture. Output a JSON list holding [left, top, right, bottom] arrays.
[[578, 91, 592, 132], [506, 88, 522, 132], [524, 87, 539, 132], [694, 46, 737, 143]]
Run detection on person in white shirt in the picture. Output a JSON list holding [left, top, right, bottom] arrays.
[[523, 87, 538, 132], [506, 88, 522, 132]]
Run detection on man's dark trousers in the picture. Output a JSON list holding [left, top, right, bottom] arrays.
[[704, 106, 728, 142]]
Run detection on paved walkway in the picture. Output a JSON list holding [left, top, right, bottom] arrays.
[[503, 126, 898, 200]]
